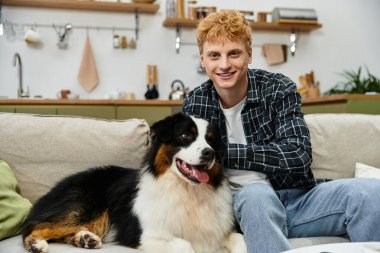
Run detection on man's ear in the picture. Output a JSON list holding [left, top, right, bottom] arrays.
[[248, 48, 252, 64], [200, 53, 205, 68]]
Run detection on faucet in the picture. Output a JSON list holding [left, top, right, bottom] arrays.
[[12, 53, 29, 98]]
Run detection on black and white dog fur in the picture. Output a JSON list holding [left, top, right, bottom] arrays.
[[22, 113, 247, 253]]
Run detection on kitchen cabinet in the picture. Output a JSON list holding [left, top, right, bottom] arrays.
[[0, 106, 15, 113], [15, 106, 56, 115], [117, 105, 182, 125], [56, 106, 116, 119], [301, 94, 380, 115], [0, 99, 183, 124], [163, 18, 322, 53]]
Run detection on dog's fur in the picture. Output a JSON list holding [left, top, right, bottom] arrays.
[[22, 113, 246, 253]]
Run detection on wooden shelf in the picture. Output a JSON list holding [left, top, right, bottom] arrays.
[[163, 18, 322, 32], [2, 0, 160, 14]]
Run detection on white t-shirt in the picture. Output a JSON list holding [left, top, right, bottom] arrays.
[[220, 98, 271, 192]]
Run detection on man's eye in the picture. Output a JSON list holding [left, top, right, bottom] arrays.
[[209, 53, 220, 59], [230, 51, 241, 58]]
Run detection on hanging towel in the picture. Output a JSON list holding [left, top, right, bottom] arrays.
[[77, 35, 99, 92], [262, 44, 287, 65]]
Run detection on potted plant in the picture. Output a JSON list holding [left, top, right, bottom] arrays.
[[324, 66, 380, 95]]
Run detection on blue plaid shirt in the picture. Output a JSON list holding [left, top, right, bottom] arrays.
[[183, 68, 322, 190]]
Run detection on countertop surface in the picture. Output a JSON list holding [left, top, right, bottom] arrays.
[[301, 94, 380, 105], [0, 99, 184, 106], [0, 94, 379, 106]]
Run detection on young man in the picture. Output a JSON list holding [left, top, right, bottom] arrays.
[[182, 10, 380, 253]]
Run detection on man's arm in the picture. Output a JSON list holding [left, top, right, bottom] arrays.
[[225, 82, 312, 177]]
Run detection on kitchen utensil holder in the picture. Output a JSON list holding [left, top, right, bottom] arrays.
[[2, 9, 141, 41]]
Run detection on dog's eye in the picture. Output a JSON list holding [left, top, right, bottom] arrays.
[[180, 133, 192, 141], [206, 132, 214, 143]]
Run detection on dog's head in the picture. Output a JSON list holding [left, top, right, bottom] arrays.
[[144, 113, 225, 188]]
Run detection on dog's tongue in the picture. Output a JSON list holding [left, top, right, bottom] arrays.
[[191, 166, 209, 183]]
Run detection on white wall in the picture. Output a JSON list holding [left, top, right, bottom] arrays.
[[1, 0, 379, 99]]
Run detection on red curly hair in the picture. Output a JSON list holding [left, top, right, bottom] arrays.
[[196, 10, 252, 54]]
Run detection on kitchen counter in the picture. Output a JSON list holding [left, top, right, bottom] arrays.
[[1, 95, 379, 106], [301, 94, 380, 105], [0, 99, 183, 124], [0, 99, 184, 106], [1, 95, 379, 118], [301, 94, 380, 114]]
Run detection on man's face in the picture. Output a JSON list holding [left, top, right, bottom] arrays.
[[200, 38, 252, 92]]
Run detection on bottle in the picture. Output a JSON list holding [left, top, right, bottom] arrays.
[[144, 65, 159, 99], [166, 0, 176, 18], [176, 0, 185, 18]]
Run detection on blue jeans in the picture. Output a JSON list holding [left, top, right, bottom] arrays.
[[233, 178, 380, 253]]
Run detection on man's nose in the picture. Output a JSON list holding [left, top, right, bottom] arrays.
[[219, 56, 231, 69]]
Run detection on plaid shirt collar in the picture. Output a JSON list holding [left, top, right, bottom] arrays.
[[210, 69, 261, 108]]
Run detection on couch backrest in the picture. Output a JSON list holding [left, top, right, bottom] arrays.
[[1, 112, 379, 203], [305, 113, 380, 180], [0, 113, 150, 204]]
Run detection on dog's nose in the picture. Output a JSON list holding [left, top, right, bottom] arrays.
[[201, 147, 215, 162]]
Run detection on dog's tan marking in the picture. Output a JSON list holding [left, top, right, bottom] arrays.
[[24, 211, 110, 251], [83, 210, 110, 239], [155, 144, 172, 176], [207, 161, 223, 187]]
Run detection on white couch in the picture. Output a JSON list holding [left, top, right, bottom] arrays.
[[0, 112, 379, 253]]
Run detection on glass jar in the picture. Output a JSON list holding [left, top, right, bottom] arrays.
[[113, 33, 120, 48], [187, 0, 197, 19], [166, 0, 176, 18]]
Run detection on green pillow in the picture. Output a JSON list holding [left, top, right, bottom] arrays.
[[0, 160, 32, 240]]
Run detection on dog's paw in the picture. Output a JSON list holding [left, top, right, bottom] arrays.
[[225, 233, 247, 253], [27, 239, 49, 253], [74, 230, 102, 249], [168, 238, 195, 253]]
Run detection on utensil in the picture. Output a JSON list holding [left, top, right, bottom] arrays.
[[169, 79, 188, 100], [54, 23, 72, 49], [24, 27, 41, 45]]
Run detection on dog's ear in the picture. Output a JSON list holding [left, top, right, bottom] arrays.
[[150, 113, 186, 143]]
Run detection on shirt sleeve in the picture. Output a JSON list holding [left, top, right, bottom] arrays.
[[225, 81, 312, 177]]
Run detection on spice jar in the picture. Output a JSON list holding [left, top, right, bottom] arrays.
[[113, 33, 120, 48], [166, 0, 176, 18], [187, 0, 197, 19], [121, 36, 128, 49]]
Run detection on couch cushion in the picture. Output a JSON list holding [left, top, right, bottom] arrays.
[[0, 235, 143, 253], [0, 113, 149, 204], [355, 162, 380, 179], [305, 114, 380, 180], [289, 236, 349, 248], [0, 161, 32, 240]]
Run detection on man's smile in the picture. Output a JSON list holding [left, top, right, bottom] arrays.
[[216, 71, 236, 78]]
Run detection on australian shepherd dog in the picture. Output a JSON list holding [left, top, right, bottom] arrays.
[[22, 113, 246, 253]]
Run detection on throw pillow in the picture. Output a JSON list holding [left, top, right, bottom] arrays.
[[355, 162, 380, 179], [0, 160, 32, 240]]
